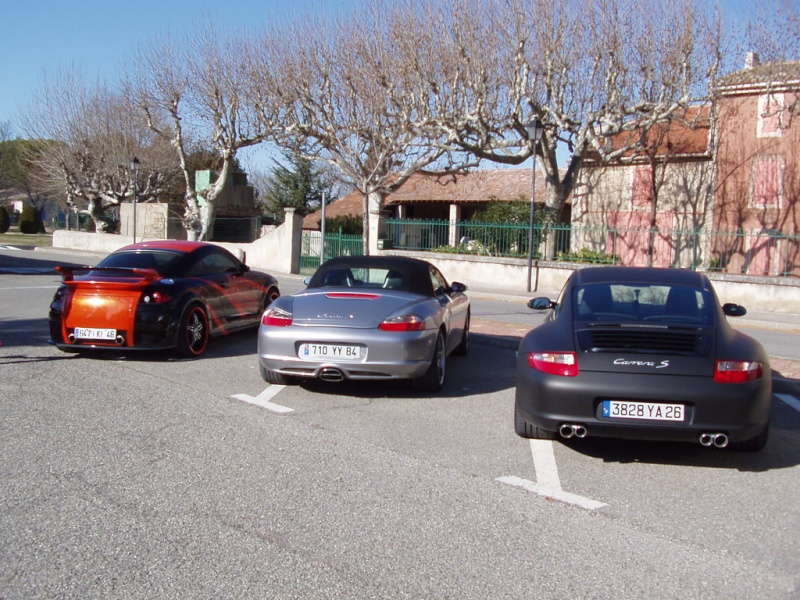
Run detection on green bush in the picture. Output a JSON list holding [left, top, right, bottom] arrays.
[[18, 205, 43, 234], [0, 206, 10, 233], [555, 247, 619, 264]]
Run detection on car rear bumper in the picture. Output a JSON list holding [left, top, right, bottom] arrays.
[[258, 325, 438, 381], [515, 363, 772, 443]]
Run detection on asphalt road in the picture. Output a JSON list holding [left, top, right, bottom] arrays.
[[2, 247, 800, 598]]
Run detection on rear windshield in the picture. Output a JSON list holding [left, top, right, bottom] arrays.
[[574, 283, 714, 325], [97, 250, 183, 274], [313, 267, 408, 291]]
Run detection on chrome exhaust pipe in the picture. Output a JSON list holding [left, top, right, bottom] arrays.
[[319, 367, 345, 383], [115, 335, 124, 345], [68, 333, 76, 343], [559, 424, 575, 439], [559, 424, 587, 439], [699, 433, 728, 448]]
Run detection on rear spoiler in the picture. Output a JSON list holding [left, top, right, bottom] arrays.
[[55, 265, 161, 283]]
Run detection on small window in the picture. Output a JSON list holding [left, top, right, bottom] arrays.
[[750, 156, 784, 209], [757, 93, 784, 138]]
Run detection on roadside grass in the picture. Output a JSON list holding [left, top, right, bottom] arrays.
[[0, 229, 54, 247]]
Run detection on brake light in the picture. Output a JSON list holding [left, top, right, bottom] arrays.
[[714, 360, 763, 383], [379, 314, 426, 331], [262, 307, 293, 327], [528, 352, 579, 377], [142, 291, 171, 304], [325, 292, 380, 299]]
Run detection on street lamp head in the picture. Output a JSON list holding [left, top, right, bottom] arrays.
[[525, 119, 544, 143], [130, 156, 140, 174]]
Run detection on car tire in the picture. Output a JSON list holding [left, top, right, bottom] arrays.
[[413, 332, 446, 393], [453, 311, 470, 356], [514, 403, 557, 439], [264, 286, 280, 308], [730, 421, 769, 452], [176, 304, 209, 357], [260, 363, 293, 386]]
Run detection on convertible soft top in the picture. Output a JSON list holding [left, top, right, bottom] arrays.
[[308, 255, 437, 297]]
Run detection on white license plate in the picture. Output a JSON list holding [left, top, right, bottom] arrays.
[[74, 327, 117, 340], [602, 400, 685, 421], [298, 343, 362, 361]]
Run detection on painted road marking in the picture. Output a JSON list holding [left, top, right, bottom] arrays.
[[777, 393, 800, 414], [232, 385, 293, 413], [497, 440, 606, 511]]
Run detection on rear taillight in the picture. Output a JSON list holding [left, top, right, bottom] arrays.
[[379, 314, 426, 331], [714, 360, 763, 383], [142, 291, 171, 304], [262, 307, 293, 327], [528, 352, 579, 377]]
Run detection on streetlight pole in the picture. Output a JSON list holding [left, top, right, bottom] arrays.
[[525, 119, 544, 293], [130, 157, 140, 243]]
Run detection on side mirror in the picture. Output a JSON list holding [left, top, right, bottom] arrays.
[[303, 277, 312, 286], [722, 303, 747, 317], [450, 281, 467, 293], [528, 297, 555, 310]]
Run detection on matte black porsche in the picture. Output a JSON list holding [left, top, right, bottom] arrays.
[[49, 241, 280, 357], [515, 267, 772, 451]]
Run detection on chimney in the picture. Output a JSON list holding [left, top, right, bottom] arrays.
[[745, 52, 760, 69]]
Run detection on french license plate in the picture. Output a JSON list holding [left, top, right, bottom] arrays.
[[73, 327, 117, 341], [299, 343, 362, 361], [602, 400, 685, 421]]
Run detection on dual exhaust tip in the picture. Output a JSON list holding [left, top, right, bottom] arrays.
[[559, 423, 588, 439], [699, 432, 729, 448]]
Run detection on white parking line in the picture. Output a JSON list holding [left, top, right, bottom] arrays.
[[497, 440, 606, 511], [231, 385, 294, 413], [777, 393, 800, 414]]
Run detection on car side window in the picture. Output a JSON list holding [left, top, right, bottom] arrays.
[[430, 267, 448, 296], [202, 251, 239, 275]]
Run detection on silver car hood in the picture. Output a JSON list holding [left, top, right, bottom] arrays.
[[290, 289, 419, 328]]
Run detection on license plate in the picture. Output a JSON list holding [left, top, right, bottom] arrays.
[[73, 327, 117, 341], [298, 343, 362, 361], [602, 400, 685, 421]]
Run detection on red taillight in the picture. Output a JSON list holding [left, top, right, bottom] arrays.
[[142, 291, 171, 304], [528, 352, 579, 377], [714, 360, 763, 383], [379, 314, 426, 331], [262, 307, 293, 327]]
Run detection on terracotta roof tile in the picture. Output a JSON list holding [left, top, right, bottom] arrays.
[[718, 60, 800, 93], [303, 169, 544, 229]]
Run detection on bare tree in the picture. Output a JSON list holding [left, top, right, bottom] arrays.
[[131, 26, 275, 240], [20, 69, 167, 232], [423, 0, 720, 229], [257, 1, 476, 254]]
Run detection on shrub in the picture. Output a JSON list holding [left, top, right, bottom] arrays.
[[18, 205, 43, 234], [0, 205, 10, 233]]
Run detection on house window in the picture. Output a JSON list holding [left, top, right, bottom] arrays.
[[751, 156, 784, 208], [757, 93, 784, 138], [631, 165, 653, 207]]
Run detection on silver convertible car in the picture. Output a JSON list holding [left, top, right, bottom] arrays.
[[257, 255, 470, 392]]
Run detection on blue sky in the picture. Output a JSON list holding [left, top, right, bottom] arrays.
[[0, 0, 353, 127], [0, 0, 773, 172]]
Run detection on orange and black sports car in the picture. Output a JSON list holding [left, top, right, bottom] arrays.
[[49, 240, 280, 357]]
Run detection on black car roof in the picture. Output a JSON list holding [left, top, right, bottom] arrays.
[[572, 266, 712, 290], [308, 255, 436, 296]]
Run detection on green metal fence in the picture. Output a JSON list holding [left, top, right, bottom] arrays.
[[383, 218, 800, 277], [300, 230, 364, 275]]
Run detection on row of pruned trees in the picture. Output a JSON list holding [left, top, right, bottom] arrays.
[[15, 0, 799, 250]]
